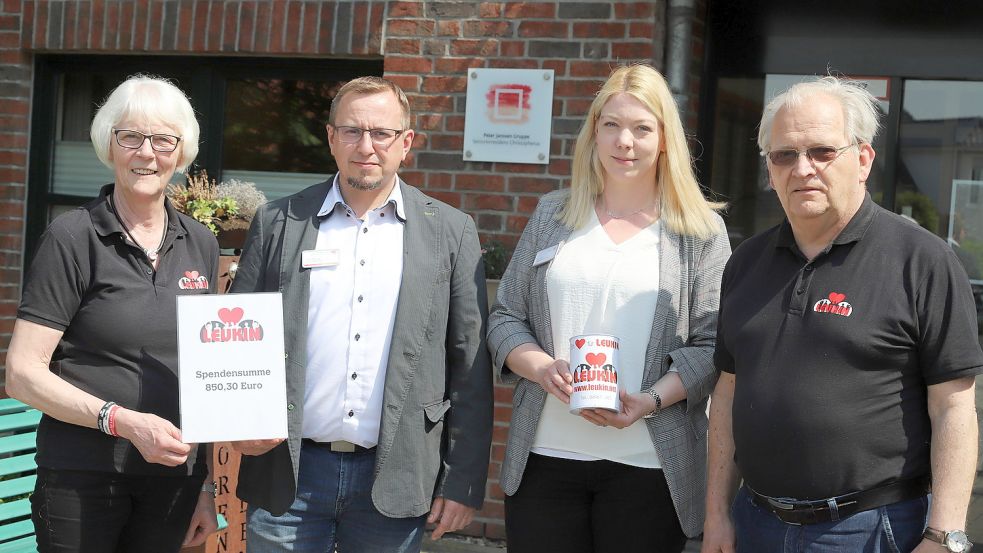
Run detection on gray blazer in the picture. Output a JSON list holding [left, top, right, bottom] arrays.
[[231, 177, 493, 518], [486, 190, 730, 537]]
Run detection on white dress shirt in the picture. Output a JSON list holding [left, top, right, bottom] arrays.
[[302, 176, 405, 447]]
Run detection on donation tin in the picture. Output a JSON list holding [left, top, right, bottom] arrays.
[[568, 334, 621, 414]]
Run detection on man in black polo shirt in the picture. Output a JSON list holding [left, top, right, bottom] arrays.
[[702, 77, 983, 553]]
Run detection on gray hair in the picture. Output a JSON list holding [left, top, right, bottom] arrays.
[[90, 74, 200, 173], [757, 76, 881, 153]]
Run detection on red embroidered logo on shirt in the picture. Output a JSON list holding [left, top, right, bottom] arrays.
[[813, 292, 853, 317], [178, 270, 209, 290]]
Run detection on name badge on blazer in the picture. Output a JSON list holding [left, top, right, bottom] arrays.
[[533, 243, 561, 267], [301, 249, 340, 268]]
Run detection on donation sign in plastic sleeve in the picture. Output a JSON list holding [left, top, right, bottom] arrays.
[[177, 292, 288, 443]]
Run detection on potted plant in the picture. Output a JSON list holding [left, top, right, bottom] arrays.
[[167, 171, 267, 250], [482, 240, 512, 307]]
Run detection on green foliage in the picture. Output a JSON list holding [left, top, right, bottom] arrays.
[[895, 190, 939, 234], [482, 241, 512, 280], [185, 197, 239, 233]]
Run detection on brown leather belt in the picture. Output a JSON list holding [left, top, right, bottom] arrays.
[[302, 438, 375, 454], [747, 476, 930, 525]]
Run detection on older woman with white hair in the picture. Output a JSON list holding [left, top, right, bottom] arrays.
[[487, 64, 730, 553], [6, 75, 219, 552]]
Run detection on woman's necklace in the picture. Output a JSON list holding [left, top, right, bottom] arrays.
[[602, 198, 657, 220], [109, 195, 168, 262]]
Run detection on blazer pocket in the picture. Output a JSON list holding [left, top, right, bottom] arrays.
[[423, 399, 451, 433]]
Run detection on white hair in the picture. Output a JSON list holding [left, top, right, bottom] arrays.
[[90, 74, 200, 172], [758, 76, 881, 153]]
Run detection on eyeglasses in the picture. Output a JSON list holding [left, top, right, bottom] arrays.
[[332, 126, 404, 147], [764, 144, 855, 166], [113, 129, 182, 152]]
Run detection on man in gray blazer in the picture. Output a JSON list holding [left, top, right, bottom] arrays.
[[229, 76, 493, 553]]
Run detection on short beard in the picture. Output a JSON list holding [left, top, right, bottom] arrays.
[[347, 176, 382, 191]]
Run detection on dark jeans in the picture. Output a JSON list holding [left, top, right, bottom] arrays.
[[30, 467, 204, 553], [732, 486, 929, 553], [505, 453, 687, 553]]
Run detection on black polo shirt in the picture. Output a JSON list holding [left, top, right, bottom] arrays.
[[18, 184, 218, 476], [715, 194, 983, 499]]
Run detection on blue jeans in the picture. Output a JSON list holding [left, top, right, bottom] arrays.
[[732, 486, 929, 553], [247, 441, 427, 553]]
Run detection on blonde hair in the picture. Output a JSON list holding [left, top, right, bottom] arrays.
[[90, 74, 199, 173], [560, 64, 724, 238], [329, 76, 411, 130]]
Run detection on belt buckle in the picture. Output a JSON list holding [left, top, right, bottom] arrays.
[[330, 440, 356, 453]]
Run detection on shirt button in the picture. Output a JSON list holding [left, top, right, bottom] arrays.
[[351, 372, 357, 380], [287, 403, 295, 411], [380, 213, 386, 217], [805, 266, 814, 271], [354, 333, 360, 341], [358, 295, 364, 302], [796, 288, 804, 295], [360, 259, 365, 266], [145, 268, 152, 275], [362, 227, 368, 233], [348, 410, 354, 417]]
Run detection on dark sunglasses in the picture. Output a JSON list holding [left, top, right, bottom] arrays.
[[764, 144, 855, 166]]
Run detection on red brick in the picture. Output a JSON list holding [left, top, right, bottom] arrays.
[[283, 2, 302, 52], [548, 158, 571, 175], [0, 151, 26, 166], [221, 1, 238, 51], [429, 134, 463, 150], [479, 3, 503, 18], [435, 20, 459, 36], [508, 177, 557, 194], [238, 1, 257, 52], [422, 75, 467, 94], [176, 1, 193, 50], [0, 236, 21, 250], [0, 51, 28, 65], [485, 522, 507, 540], [478, 501, 505, 519], [554, 79, 605, 97], [449, 38, 498, 56], [73, 0, 88, 48], [427, 173, 453, 189], [492, 405, 512, 420], [1, 0, 21, 14], [518, 21, 567, 38], [0, 167, 25, 182], [476, 213, 502, 231], [493, 163, 546, 174], [425, 191, 461, 206], [490, 59, 536, 69], [267, 2, 286, 53], [407, 94, 453, 112], [488, 481, 505, 499], [206, 1, 224, 51], [434, 57, 480, 73], [316, 0, 333, 53], [368, 3, 385, 52], [300, 3, 319, 53], [0, 15, 17, 31], [574, 22, 625, 38], [517, 195, 540, 213], [570, 60, 614, 78], [192, 0, 209, 50], [388, 19, 434, 37], [351, 0, 369, 54], [415, 114, 442, 131], [18, 0, 32, 47], [386, 38, 421, 55], [543, 59, 566, 75], [446, 115, 465, 132], [34, 0, 48, 48], [565, 98, 594, 116], [456, 174, 505, 192], [615, 2, 655, 18], [629, 21, 655, 39], [463, 20, 512, 38], [411, 134, 426, 149], [0, 135, 27, 149], [0, 202, 22, 218], [0, 314, 15, 331], [385, 56, 432, 73], [0, 30, 18, 48], [466, 193, 512, 211], [148, 0, 163, 50], [493, 385, 513, 403], [63, 2, 77, 48], [500, 40, 524, 56], [506, 215, 529, 233], [0, 100, 28, 116], [504, 2, 556, 18], [388, 1, 423, 18], [612, 41, 655, 59], [0, 219, 21, 233], [386, 74, 419, 92]]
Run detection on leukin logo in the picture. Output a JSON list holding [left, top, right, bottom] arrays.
[[178, 270, 209, 290], [813, 292, 853, 317], [200, 307, 264, 343], [573, 352, 619, 384]]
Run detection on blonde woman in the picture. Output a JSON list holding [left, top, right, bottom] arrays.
[[487, 64, 730, 553]]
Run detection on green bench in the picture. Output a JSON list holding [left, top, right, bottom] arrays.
[[0, 398, 226, 552]]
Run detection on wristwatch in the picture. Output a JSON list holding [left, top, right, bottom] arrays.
[[923, 527, 972, 552], [642, 387, 661, 419], [201, 481, 217, 498]]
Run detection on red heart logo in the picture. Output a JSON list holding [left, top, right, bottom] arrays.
[[585, 352, 606, 367], [218, 307, 244, 325], [828, 292, 846, 304], [185, 270, 200, 279], [574, 339, 586, 349]]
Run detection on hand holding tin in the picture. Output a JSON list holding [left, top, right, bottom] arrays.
[[537, 358, 574, 403], [579, 388, 659, 429]]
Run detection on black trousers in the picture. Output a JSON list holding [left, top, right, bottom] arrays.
[[30, 467, 204, 553], [505, 453, 687, 553]]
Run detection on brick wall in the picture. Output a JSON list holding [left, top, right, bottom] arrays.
[[0, 0, 689, 543]]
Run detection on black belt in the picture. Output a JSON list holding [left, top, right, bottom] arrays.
[[747, 476, 930, 525], [302, 438, 376, 454]]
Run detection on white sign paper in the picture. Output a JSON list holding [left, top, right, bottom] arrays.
[[177, 292, 288, 443], [463, 68, 554, 164]]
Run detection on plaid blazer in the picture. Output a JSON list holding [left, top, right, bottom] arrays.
[[487, 190, 730, 537]]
